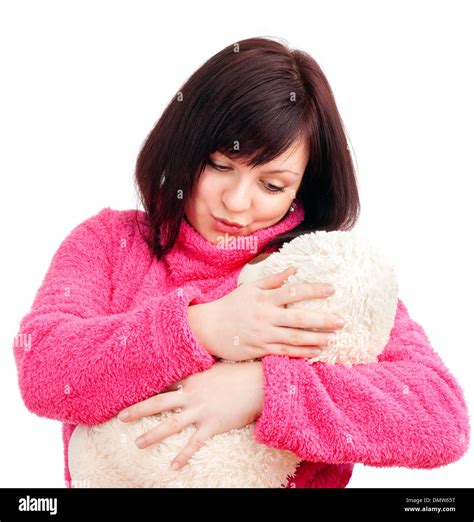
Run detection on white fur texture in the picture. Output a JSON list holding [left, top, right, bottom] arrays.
[[69, 411, 300, 488], [69, 230, 398, 487], [239, 230, 399, 365]]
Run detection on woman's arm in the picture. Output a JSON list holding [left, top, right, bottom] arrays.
[[12, 208, 215, 426], [253, 299, 470, 469]]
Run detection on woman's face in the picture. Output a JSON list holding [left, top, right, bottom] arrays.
[[184, 137, 308, 244]]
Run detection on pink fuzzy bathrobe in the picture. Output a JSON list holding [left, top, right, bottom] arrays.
[[13, 205, 470, 488]]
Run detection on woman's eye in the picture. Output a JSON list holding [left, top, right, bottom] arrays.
[[264, 183, 285, 194], [207, 159, 285, 194], [207, 159, 228, 171]]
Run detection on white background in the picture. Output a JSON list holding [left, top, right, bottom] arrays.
[[1, 0, 472, 488]]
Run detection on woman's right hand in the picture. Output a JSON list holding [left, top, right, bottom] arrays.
[[187, 267, 346, 362]]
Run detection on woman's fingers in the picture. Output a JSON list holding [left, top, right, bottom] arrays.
[[118, 391, 185, 423], [263, 344, 324, 358], [134, 410, 195, 449], [263, 343, 329, 358], [273, 307, 345, 331], [270, 326, 337, 349], [170, 429, 211, 471], [271, 281, 337, 307], [255, 267, 297, 290], [163, 380, 185, 393]]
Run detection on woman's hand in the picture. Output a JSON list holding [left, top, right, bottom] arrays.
[[117, 361, 265, 471], [188, 267, 346, 361]]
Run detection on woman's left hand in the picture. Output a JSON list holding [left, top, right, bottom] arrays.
[[117, 361, 265, 471]]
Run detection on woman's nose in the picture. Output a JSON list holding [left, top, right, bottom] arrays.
[[222, 183, 252, 212]]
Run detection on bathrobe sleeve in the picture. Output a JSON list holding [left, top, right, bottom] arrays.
[[253, 299, 470, 468], [12, 208, 215, 426]]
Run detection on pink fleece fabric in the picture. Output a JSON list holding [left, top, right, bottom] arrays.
[[12, 205, 470, 488]]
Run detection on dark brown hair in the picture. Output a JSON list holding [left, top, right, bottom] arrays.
[[134, 36, 360, 261]]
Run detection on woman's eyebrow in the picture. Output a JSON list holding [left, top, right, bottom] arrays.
[[261, 168, 300, 177], [213, 153, 300, 177]]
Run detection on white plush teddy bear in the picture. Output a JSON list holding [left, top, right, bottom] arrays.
[[68, 230, 399, 488]]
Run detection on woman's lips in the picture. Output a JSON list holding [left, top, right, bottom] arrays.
[[212, 216, 246, 234]]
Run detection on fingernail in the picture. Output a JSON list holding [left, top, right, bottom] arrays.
[[118, 411, 130, 422], [135, 436, 146, 448], [171, 461, 180, 470], [324, 285, 335, 295], [335, 318, 346, 327]]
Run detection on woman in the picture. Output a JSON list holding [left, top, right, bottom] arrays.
[[13, 37, 469, 488]]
